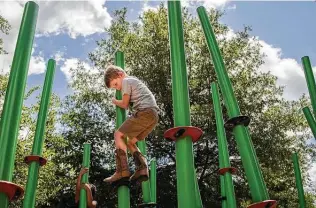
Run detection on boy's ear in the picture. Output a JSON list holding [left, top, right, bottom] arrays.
[[118, 71, 124, 77]]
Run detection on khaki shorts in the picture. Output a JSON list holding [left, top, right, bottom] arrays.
[[118, 108, 159, 141]]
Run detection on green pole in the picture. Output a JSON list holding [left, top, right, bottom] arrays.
[[150, 158, 157, 204], [292, 153, 306, 208], [220, 177, 227, 208], [137, 141, 151, 203], [301, 56, 316, 116], [302, 107, 316, 138], [22, 59, 56, 208], [115, 51, 130, 208], [167, 1, 202, 207], [197, 6, 270, 202], [193, 169, 203, 208], [0, 1, 38, 207], [211, 82, 237, 208], [79, 143, 91, 208]]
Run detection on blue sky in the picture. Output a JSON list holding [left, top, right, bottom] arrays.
[[15, 0, 315, 105], [1, 0, 316, 189]]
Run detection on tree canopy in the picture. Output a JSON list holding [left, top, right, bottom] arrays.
[[0, 4, 315, 208]]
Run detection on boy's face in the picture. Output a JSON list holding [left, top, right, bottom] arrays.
[[109, 73, 123, 90]]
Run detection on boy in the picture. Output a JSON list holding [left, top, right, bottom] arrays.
[[103, 65, 159, 184]]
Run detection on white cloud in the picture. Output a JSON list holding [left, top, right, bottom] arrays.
[[60, 58, 97, 83], [227, 4, 237, 10], [53, 51, 66, 66], [60, 58, 81, 82], [180, 0, 229, 9], [202, 0, 229, 8], [256, 39, 314, 100], [35, 0, 112, 38], [0, 0, 111, 75], [140, 1, 160, 14], [29, 54, 46, 75]]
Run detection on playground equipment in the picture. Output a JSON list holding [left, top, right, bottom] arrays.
[[301, 56, 316, 138], [292, 152, 306, 208], [211, 82, 237, 208], [163, 1, 203, 208], [197, 5, 277, 208], [113, 51, 131, 208], [23, 59, 55, 208], [1, 0, 310, 207], [111, 51, 157, 208], [79, 143, 92, 208], [0, 1, 38, 207]]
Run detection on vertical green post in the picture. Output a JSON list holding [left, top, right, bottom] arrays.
[[292, 153, 306, 208], [301, 57, 316, 116], [302, 107, 316, 138], [211, 82, 237, 208], [220, 177, 227, 208], [167, 1, 202, 207], [137, 141, 151, 203], [301, 57, 316, 139], [115, 51, 130, 208], [197, 6, 270, 202], [22, 59, 56, 208], [0, 1, 38, 207], [79, 143, 91, 208], [150, 158, 157, 204]]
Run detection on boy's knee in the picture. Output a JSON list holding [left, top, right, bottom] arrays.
[[114, 131, 124, 139], [126, 139, 134, 148], [127, 137, 138, 147]]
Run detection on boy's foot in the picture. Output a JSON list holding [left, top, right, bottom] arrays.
[[104, 149, 131, 184], [103, 170, 131, 183], [130, 151, 149, 182]]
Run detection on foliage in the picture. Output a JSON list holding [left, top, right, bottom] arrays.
[[0, 75, 72, 207], [0, 14, 11, 54], [88, 4, 316, 207], [1, 3, 315, 208]]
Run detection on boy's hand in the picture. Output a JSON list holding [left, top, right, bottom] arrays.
[[112, 98, 117, 105], [80, 167, 89, 175]]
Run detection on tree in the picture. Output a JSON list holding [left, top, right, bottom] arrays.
[[0, 14, 10, 54], [59, 4, 316, 208]]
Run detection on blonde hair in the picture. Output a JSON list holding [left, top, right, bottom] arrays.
[[104, 65, 126, 88]]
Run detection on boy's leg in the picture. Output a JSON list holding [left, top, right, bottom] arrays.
[[103, 125, 131, 183], [114, 130, 127, 152], [127, 110, 159, 182], [126, 137, 140, 154], [127, 137, 149, 182]]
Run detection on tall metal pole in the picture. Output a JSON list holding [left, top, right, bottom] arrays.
[[0, 1, 38, 207], [301, 56, 316, 139], [211, 82, 237, 208], [115, 51, 130, 208], [302, 107, 316, 138], [79, 143, 91, 208], [167, 1, 202, 207], [301, 56, 316, 116], [197, 6, 274, 205], [137, 141, 151, 203], [23, 59, 56, 208], [150, 158, 157, 204], [292, 153, 306, 208]]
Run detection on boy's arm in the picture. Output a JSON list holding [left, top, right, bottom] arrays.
[[75, 168, 88, 203], [81, 184, 97, 208], [112, 94, 130, 109]]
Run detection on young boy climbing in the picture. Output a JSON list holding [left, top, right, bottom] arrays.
[[103, 65, 159, 184]]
